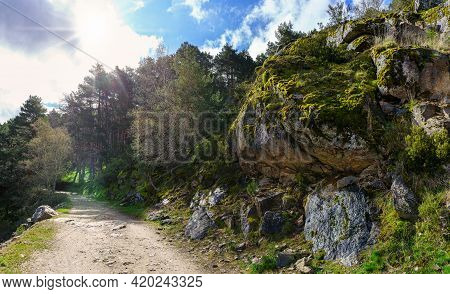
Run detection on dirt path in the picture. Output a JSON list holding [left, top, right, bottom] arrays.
[[24, 193, 206, 274]]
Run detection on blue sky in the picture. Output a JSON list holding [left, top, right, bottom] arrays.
[[0, 0, 391, 122], [121, 0, 255, 52]]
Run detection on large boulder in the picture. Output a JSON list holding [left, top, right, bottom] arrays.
[[372, 47, 450, 103], [31, 205, 58, 223], [391, 175, 419, 220], [185, 207, 215, 240], [304, 187, 377, 266], [235, 104, 378, 181], [327, 19, 384, 47]]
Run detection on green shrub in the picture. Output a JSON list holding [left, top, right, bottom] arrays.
[[246, 180, 258, 196], [361, 251, 385, 273], [405, 127, 449, 171], [249, 253, 278, 274]]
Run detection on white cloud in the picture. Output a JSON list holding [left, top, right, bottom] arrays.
[[169, 0, 210, 22], [202, 0, 333, 58], [130, 0, 145, 12], [0, 0, 162, 123]]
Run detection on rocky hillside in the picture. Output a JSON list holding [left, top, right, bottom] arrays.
[[142, 2, 450, 274]]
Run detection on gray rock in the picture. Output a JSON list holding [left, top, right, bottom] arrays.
[[208, 187, 227, 206], [185, 207, 215, 240], [327, 21, 375, 46], [412, 102, 448, 135], [240, 204, 258, 237], [31, 205, 58, 223], [276, 249, 296, 268], [295, 257, 312, 274], [189, 191, 206, 209], [260, 211, 284, 235], [391, 175, 419, 220], [304, 187, 376, 266], [221, 214, 239, 232], [235, 242, 247, 252], [235, 103, 378, 182]]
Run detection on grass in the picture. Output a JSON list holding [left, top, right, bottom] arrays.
[[249, 253, 278, 274], [0, 221, 56, 274]]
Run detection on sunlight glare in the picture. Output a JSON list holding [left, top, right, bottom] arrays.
[[74, 3, 116, 46]]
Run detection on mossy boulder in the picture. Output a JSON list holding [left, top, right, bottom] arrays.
[[327, 18, 385, 47], [372, 46, 449, 103], [233, 32, 380, 181]]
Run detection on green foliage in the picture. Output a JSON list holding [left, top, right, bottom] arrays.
[[249, 253, 278, 274], [24, 119, 72, 192], [405, 127, 449, 171], [420, 3, 450, 24], [361, 251, 385, 273], [246, 180, 258, 196], [327, 1, 351, 25], [266, 22, 305, 56], [0, 97, 47, 240], [359, 188, 449, 273]]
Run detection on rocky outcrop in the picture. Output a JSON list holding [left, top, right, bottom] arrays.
[[372, 47, 449, 103], [412, 101, 450, 134], [185, 207, 215, 240], [327, 18, 384, 47], [304, 187, 377, 266], [190, 187, 227, 209], [235, 104, 378, 181], [31, 205, 58, 223], [391, 175, 419, 220], [372, 47, 449, 134]]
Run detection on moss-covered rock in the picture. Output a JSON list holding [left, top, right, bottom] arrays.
[[347, 35, 375, 52], [233, 32, 381, 181], [372, 46, 449, 102]]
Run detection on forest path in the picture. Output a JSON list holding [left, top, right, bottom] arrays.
[[24, 193, 205, 274]]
